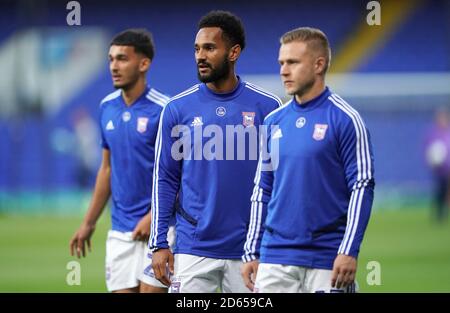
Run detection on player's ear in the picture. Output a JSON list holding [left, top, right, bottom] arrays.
[[314, 56, 326, 75], [140, 57, 151, 73], [228, 44, 241, 62]]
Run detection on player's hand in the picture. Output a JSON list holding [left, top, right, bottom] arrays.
[[152, 248, 174, 287], [69, 222, 95, 258], [132, 212, 151, 242], [331, 254, 357, 289], [241, 260, 259, 291]]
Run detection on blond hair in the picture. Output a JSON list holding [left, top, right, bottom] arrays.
[[280, 27, 331, 74]]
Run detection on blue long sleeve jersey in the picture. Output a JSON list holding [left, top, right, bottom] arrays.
[[243, 87, 375, 269], [99, 86, 170, 232], [150, 78, 281, 258]]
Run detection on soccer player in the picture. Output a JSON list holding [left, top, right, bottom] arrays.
[[424, 108, 450, 223], [69, 29, 171, 293], [241, 27, 375, 293], [150, 11, 281, 293]]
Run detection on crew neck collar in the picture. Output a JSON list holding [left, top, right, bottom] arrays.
[[200, 76, 245, 101], [291, 87, 331, 112]]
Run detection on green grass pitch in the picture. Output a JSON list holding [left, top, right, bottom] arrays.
[[0, 209, 449, 292]]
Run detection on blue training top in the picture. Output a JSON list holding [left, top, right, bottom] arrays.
[[99, 86, 170, 232], [243, 87, 375, 270], [150, 77, 281, 259]]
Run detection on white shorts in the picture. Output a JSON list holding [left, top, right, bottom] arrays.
[[140, 226, 176, 288], [105, 230, 165, 292], [169, 253, 250, 293], [254, 263, 358, 293]]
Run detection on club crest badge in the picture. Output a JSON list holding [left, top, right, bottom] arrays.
[[296, 117, 306, 128], [122, 111, 131, 122], [170, 277, 181, 293], [242, 112, 255, 127], [313, 124, 328, 141], [216, 106, 226, 117], [137, 117, 149, 133]]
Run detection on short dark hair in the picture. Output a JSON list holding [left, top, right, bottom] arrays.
[[110, 28, 155, 60], [198, 10, 246, 51]]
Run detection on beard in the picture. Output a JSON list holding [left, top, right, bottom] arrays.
[[197, 55, 231, 83]]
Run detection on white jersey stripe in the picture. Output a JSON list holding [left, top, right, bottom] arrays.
[[246, 186, 261, 254], [329, 95, 371, 254], [100, 89, 121, 105], [345, 187, 365, 255], [247, 185, 259, 239], [146, 94, 166, 107], [330, 94, 371, 183], [330, 94, 366, 181], [338, 189, 358, 254], [150, 107, 166, 248], [338, 188, 359, 254], [264, 100, 291, 121], [338, 188, 355, 253], [329, 96, 363, 182], [149, 88, 170, 102], [169, 88, 199, 102], [151, 86, 199, 248], [244, 193, 259, 259], [147, 90, 169, 105], [333, 95, 368, 181], [245, 84, 282, 106], [244, 131, 266, 258], [249, 188, 263, 259], [169, 85, 200, 102], [341, 187, 362, 254], [330, 96, 363, 253], [331, 94, 371, 181], [244, 121, 278, 260], [339, 187, 364, 254], [245, 136, 265, 260], [245, 82, 283, 106], [245, 81, 281, 100], [244, 196, 256, 246], [150, 87, 200, 249], [332, 94, 372, 180]]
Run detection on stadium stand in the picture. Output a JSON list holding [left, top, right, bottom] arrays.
[[0, 0, 449, 212]]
